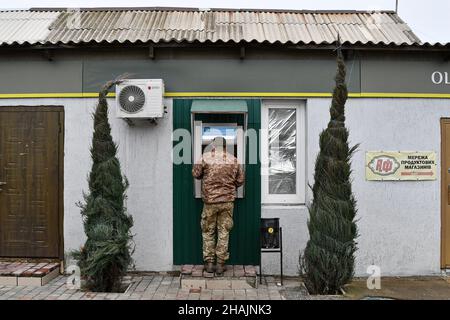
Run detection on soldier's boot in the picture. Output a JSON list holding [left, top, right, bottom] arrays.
[[215, 262, 227, 275], [204, 262, 214, 273]]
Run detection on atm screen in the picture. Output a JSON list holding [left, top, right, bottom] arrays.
[[201, 126, 238, 156], [202, 126, 237, 141]]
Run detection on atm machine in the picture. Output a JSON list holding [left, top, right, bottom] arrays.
[[191, 100, 247, 199]]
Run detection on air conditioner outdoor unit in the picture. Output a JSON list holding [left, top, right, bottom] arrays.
[[116, 79, 165, 119]]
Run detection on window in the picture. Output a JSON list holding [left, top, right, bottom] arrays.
[[261, 100, 306, 204]]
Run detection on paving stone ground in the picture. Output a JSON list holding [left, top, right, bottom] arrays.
[[3, 274, 450, 300], [0, 273, 305, 300]]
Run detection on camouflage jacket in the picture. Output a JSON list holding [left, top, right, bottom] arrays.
[[192, 150, 245, 204]]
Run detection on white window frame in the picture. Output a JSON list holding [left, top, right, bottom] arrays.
[[261, 100, 306, 205]]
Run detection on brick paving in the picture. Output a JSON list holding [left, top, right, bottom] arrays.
[[0, 273, 303, 300], [181, 264, 256, 277]]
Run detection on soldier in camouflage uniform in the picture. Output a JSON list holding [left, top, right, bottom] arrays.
[[192, 136, 245, 274]]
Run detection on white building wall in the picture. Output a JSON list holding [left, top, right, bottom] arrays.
[[260, 98, 448, 276], [113, 98, 173, 271], [308, 98, 446, 276], [0, 97, 448, 276]]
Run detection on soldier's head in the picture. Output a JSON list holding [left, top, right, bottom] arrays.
[[212, 136, 226, 151]]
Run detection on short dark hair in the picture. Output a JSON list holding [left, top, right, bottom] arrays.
[[212, 136, 226, 148]]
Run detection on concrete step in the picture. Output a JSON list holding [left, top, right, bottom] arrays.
[[0, 261, 60, 286], [180, 265, 258, 290]]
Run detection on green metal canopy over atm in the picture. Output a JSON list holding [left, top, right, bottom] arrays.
[[190, 100, 248, 114]]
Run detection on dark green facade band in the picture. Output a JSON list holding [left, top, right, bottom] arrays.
[[1, 49, 450, 96]]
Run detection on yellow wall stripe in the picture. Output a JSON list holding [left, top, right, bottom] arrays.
[[0, 93, 85, 98], [164, 92, 333, 97], [1, 92, 450, 99], [0, 92, 115, 98], [358, 92, 450, 99]]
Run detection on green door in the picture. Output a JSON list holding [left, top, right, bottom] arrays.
[[173, 99, 261, 265]]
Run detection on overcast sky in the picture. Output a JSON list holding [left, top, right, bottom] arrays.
[[2, 0, 449, 43]]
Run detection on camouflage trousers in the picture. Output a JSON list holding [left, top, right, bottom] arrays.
[[200, 202, 234, 264]]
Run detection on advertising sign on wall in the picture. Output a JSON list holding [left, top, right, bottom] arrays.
[[366, 151, 437, 181]]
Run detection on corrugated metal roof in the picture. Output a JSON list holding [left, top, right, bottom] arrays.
[[0, 10, 59, 45], [0, 8, 424, 46]]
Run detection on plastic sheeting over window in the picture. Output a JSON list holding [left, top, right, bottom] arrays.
[[268, 108, 296, 194]]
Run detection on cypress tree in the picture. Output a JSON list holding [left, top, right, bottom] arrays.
[[302, 49, 358, 295], [74, 80, 134, 292]]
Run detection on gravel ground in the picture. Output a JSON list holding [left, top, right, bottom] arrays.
[[279, 283, 348, 300]]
